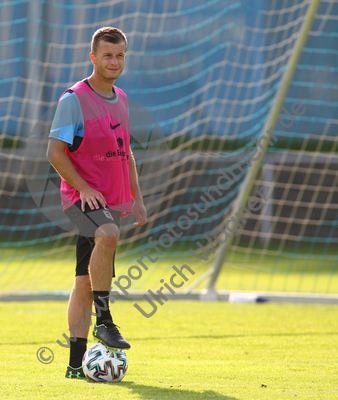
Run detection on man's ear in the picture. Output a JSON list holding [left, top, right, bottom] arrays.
[[89, 52, 96, 65]]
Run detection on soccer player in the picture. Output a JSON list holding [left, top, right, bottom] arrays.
[[47, 27, 147, 379]]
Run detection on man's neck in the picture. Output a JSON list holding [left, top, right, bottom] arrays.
[[87, 75, 115, 98]]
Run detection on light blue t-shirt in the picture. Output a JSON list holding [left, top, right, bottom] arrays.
[[50, 83, 119, 147], [50, 91, 84, 145]]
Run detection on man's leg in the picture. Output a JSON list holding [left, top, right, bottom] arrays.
[[90, 223, 130, 349], [90, 223, 119, 291], [68, 275, 93, 338], [66, 236, 94, 379], [63, 205, 129, 352]]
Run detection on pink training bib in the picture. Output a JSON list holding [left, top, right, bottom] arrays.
[[59, 81, 132, 217]]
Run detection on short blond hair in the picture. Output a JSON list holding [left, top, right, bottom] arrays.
[[91, 27, 127, 54]]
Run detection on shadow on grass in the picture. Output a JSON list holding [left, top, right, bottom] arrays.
[[130, 331, 338, 342], [116, 381, 238, 400], [1, 331, 337, 346]]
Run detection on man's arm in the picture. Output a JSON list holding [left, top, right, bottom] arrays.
[[47, 138, 106, 211], [129, 147, 147, 227]]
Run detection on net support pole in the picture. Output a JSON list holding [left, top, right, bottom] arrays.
[[201, 0, 322, 300]]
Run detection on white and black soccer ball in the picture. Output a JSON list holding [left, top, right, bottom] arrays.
[[82, 342, 128, 382]]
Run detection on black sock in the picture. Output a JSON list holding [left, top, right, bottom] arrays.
[[69, 337, 87, 369], [93, 290, 112, 325]]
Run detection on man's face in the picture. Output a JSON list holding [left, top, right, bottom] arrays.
[[90, 40, 126, 81]]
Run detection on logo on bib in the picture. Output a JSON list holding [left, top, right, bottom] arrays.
[[117, 137, 124, 149], [110, 122, 121, 130]]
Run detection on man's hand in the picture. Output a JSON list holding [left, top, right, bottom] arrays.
[[132, 198, 147, 227], [47, 139, 106, 212], [79, 186, 107, 212]]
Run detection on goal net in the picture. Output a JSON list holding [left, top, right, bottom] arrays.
[[0, 0, 337, 301]]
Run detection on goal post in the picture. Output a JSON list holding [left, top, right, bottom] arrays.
[[200, 0, 323, 300]]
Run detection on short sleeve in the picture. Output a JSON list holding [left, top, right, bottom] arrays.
[[49, 91, 84, 145]]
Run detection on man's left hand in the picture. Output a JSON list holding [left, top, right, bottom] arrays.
[[132, 199, 147, 227]]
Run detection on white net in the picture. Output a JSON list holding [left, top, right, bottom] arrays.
[[0, 0, 337, 297]]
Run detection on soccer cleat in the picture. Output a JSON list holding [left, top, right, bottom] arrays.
[[93, 320, 131, 350], [65, 365, 85, 379]]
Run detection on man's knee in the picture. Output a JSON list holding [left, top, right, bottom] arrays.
[[94, 223, 120, 251], [95, 223, 120, 239], [73, 275, 93, 299]]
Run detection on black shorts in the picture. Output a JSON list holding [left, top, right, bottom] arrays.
[[65, 200, 121, 238], [65, 200, 121, 277], [75, 235, 119, 277]]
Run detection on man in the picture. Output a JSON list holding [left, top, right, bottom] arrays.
[[47, 27, 147, 379]]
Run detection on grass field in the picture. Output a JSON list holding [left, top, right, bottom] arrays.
[[0, 300, 337, 399], [1, 244, 338, 296]]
